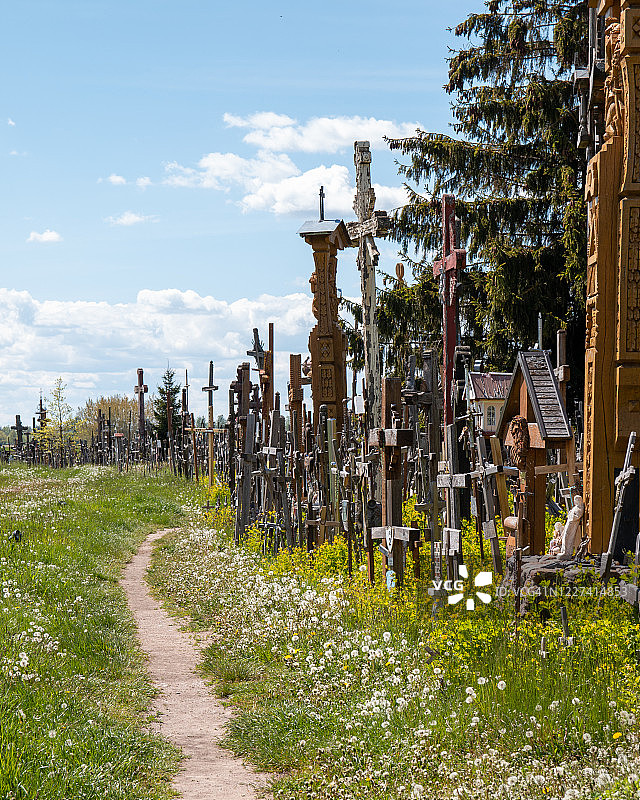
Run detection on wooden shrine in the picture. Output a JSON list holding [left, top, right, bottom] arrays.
[[583, 0, 640, 552], [298, 208, 350, 432], [496, 350, 573, 555]]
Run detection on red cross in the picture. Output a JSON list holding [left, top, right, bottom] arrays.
[[433, 194, 466, 427]]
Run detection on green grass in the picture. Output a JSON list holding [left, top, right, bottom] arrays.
[[0, 463, 202, 800], [149, 485, 640, 800]]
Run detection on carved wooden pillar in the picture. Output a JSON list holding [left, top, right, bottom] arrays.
[[585, 1, 640, 551], [298, 220, 350, 432]]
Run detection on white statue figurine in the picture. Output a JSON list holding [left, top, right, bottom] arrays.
[[557, 495, 585, 560], [548, 521, 564, 557]]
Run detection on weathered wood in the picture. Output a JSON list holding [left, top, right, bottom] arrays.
[[349, 142, 385, 502], [490, 436, 511, 526], [433, 195, 466, 428], [583, 9, 640, 553], [298, 219, 350, 432]]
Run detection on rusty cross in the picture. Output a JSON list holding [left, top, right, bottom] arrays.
[[134, 368, 148, 446], [433, 194, 466, 427]]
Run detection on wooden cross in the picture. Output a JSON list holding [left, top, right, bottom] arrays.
[[235, 412, 257, 543], [37, 395, 47, 429], [230, 362, 252, 476], [433, 194, 466, 427], [261, 324, 275, 440], [134, 368, 148, 447], [201, 360, 219, 488], [288, 353, 304, 452], [246, 327, 265, 371], [345, 141, 390, 438], [369, 378, 420, 585], [11, 415, 26, 451], [227, 387, 236, 496]]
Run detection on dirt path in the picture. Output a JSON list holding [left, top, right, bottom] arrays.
[[121, 530, 267, 800]]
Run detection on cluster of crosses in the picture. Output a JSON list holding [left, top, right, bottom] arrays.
[[217, 125, 640, 610]]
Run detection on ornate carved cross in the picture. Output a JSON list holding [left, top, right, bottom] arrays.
[[345, 141, 390, 438], [433, 194, 466, 427]]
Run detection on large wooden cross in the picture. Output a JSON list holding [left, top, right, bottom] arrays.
[[11, 415, 26, 451], [346, 141, 390, 438], [369, 378, 420, 586], [134, 368, 148, 448], [433, 194, 466, 427]]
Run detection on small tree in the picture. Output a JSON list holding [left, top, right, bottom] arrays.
[[153, 368, 181, 440], [38, 378, 76, 449]]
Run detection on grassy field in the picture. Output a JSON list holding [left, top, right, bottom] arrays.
[[0, 463, 201, 800], [149, 486, 640, 800], [3, 463, 639, 800]]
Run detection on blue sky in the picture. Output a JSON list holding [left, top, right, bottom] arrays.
[[0, 0, 478, 425]]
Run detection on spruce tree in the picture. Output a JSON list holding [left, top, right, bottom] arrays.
[[385, 0, 586, 392], [153, 368, 181, 440]]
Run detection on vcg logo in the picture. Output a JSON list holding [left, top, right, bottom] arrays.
[[432, 565, 493, 611]]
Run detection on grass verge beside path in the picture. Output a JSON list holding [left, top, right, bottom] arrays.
[[149, 502, 640, 800], [0, 463, 201, 800]]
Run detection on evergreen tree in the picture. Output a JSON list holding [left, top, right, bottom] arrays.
[[385, 0, 586, 391], [152, 368, 181, 440]]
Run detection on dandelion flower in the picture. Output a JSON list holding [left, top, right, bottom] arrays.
[[497, 680, 506, 690]]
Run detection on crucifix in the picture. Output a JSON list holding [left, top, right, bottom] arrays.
[[346, 141, 390, 442], [201, 360, 219, 488], [248, 325, 275, 442], [433, 194, 466, 428], [134, 368, 148, 455]]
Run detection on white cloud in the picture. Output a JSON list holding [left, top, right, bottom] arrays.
[[126, 112, 415, 215], [0, 287, 314, 424], [241, 164, 407, 215], [7, 118, 15, 127], [164, 150, 299, 191], [26, 229, 62, 244], [223, 112, 420, 153], [106, 211, 157, 226], [165, 150, 407, 215], [223, 111, 296, 130], [107, 174, 126, 185]]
